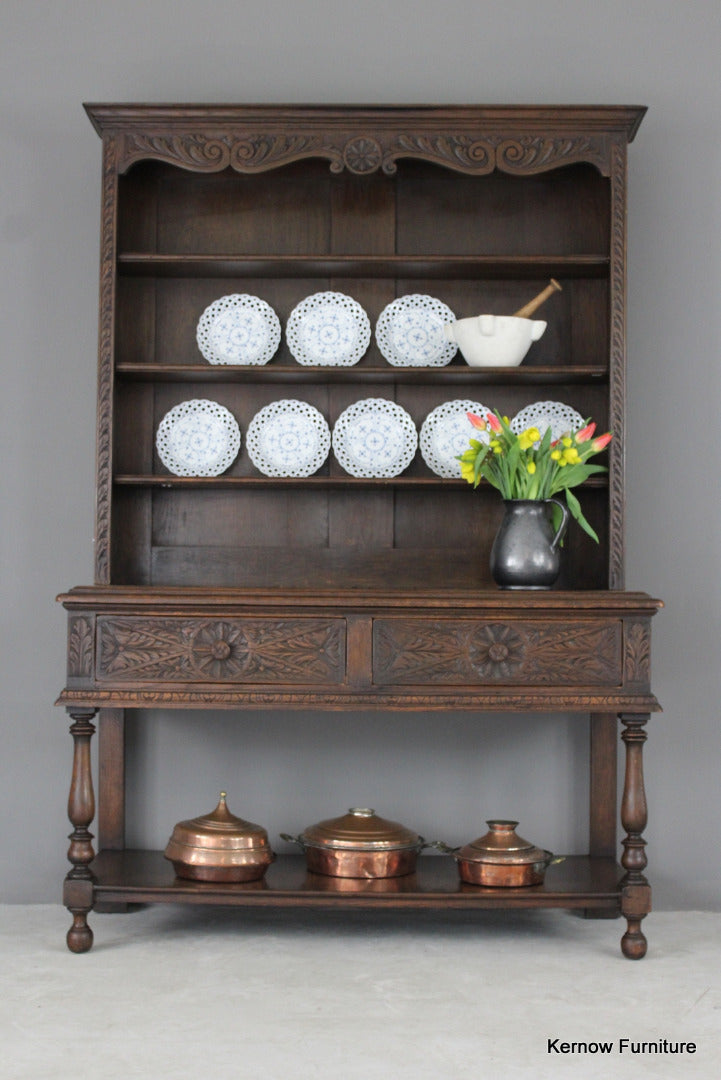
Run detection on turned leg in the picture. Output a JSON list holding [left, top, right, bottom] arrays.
[[619, 713, 651, 959], [63, 708, 97, 952]]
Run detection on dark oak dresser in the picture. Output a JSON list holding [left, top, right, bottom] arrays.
[[57, 104, 661, 956]]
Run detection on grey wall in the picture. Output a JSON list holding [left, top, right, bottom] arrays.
[[2, 0, 719, 908]]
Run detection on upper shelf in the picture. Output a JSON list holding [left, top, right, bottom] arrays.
[[117, 253, 610, 280], [115, 363, 608, 385]]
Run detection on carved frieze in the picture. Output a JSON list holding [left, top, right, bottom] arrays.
[[115, 129, 613, 177], [373, 619, 623, 685], [96, 617, 345, 684]]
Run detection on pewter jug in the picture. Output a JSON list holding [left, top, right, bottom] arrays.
[[490, 499, 569, 589]]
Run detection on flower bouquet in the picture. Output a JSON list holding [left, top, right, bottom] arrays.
[[458, 410, 612, 542]]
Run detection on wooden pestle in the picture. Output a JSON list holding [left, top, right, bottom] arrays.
[[512, 278, 562, 319]]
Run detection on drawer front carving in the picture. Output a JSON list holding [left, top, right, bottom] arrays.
[[96, 617, 346, 684], [373, 619, 623, 686]]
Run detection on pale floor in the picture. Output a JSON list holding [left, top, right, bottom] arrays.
[[1, 904, 719, 1080]]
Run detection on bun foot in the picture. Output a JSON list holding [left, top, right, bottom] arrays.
[[66, 911, 94, 953], [621, 917, 647, 959]]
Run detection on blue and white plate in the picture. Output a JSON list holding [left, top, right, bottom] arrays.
[[420, 399, 492, 478], [246, 399, 330, 478], [156, 399, 241, 477], [332, 398, 417, 478], [286, 291, 371, 366], [196, 293, 281, 365], [510, 400, 586, 444], [375, 294, 457, 367]]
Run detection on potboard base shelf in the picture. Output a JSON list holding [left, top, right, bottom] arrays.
[[89, 851, 622, 913]]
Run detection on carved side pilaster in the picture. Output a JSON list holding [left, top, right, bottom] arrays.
[[608, 136, 628, 588], [94, 136, 118, 585]]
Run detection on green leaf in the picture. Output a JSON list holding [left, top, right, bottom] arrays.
[[565, 487, 600, 543]]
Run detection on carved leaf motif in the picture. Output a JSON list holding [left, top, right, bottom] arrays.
[[385, 134, 495, 175], [624, 622, 650, 686], [497, 135, 610, 175], [97, 618, 345, 684], [119, 132, 329, 174], [68, 617, 94, 678]]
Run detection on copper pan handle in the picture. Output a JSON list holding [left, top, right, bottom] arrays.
[[280, 832, 305, 849]]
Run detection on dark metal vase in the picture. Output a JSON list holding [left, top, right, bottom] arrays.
[[490, 498, 570, 589]]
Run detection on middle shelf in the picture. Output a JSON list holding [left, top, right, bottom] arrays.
[[114, 474, 610, 490], [116, 363, 609, 385]]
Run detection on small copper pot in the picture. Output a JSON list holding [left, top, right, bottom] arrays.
[[453, 819, 553, 887], [282, 807, 424, 879], [164, 792, 275, 883]]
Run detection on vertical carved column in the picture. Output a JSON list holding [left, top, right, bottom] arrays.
[[619, 713, 651, 959], [64, 708, 97, 952]]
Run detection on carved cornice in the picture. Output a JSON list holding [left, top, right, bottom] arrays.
[[113, 129, 614, 177]]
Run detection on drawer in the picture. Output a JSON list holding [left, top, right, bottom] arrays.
[[372, 619, 623, 686], [94, 616, 346, 685]]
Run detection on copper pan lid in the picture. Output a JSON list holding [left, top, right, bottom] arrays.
[[301, 807, 421, 851], [457, 820, 548, 866], [165, 792, 272, 857]]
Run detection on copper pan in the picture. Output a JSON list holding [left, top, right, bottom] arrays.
[[282, 807, 424, 879], [445, 819, 555, 887]]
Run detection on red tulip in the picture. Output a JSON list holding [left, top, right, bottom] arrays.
[[591, 431, 613, 452], [486, 411, 503, 433], [467, 412, 486, 430], [576, 422, 596, 443]]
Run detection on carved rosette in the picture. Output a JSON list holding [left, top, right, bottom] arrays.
[[341, 137, 383, 174], [96, 617, 345, 684], [114, 129, 613, 177], [373, 620, 622, 685], [468, 625, 526, 679]]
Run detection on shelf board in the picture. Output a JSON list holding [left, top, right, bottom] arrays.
[[116, 253, 610, 280], [91, 851, 623, 911], [115, 363, 609, 386], [114, 474, 609, 490]]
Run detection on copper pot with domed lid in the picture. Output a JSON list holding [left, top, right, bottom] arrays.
[[282, 807, 425, 879], [452, 819, 553, 887], [164, 792, 275, 883]]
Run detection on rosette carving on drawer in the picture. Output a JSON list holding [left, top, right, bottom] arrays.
[[97, 618, 345, 684], [373, 620, 622, 685]]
